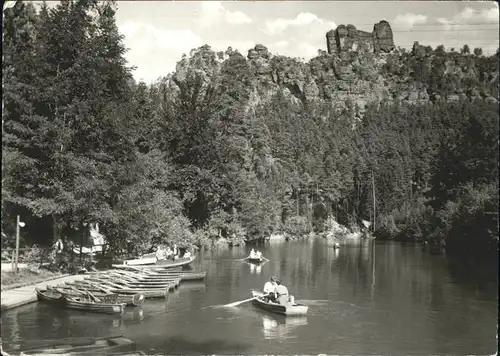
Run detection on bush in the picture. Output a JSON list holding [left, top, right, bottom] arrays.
[[226, 221, 246, 246], [23, 245, 50, 269], [283, 215, 312, 239]]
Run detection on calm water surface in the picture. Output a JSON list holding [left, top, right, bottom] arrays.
[[1, 239, 497, 355]]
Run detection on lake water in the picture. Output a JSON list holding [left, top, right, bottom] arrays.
[[1, 238, 497, 355]]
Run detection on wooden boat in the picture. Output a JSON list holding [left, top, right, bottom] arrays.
[[64, 295, 126, 314], [71, 279, 176, 298], [19, 336, 135, 355], [116, 256, 157, 266], [84, 275, 179, 290], [51, 285, 145, 307], [111, 266, 183, 273], [112, 255, 196, 269], [247, 257, 264, 264], [153, 271, 206, 281], [251, 291, 308, 316], [35, 287, 65, 304], [109, 269, 207, 282]]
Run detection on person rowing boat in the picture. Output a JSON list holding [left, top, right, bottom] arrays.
[[262, 276, 278, 302]]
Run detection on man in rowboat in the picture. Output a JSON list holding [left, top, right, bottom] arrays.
[[262, 276, 278, 302]]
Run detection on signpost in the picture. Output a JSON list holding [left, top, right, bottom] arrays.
[[14, 215, 25, 273]]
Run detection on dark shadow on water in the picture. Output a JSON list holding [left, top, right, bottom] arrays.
[[154, 336, 252, 355], [446, 257, 498, 295]]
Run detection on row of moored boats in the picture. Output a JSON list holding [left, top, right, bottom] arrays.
[[36, 256, 204, 314]]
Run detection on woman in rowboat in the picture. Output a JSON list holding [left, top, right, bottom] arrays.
[[274, 278, 289, 305]]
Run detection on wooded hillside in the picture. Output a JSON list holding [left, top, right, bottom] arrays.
[[2, 0, 498, 261]]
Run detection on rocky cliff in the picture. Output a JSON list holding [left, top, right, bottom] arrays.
[[326, 20, 395, 54], [165, 21, 499, 117]]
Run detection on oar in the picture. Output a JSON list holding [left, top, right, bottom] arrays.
[[235, 256, 250, 261], [84, 288, 102, 303], [224, 296, 259, 307]]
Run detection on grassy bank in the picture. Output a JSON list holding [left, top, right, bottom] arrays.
[[1, 269, 63, 291]]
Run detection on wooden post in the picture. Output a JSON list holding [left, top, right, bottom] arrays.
[[371, 171, 376, 232], [305, 187, 309, 224], [296, 185, 299, 216], [15, 215, 20, 273], [80, 225, 84, 261]]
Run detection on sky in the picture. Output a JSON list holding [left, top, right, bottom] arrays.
[[11, 1, 500, 83]]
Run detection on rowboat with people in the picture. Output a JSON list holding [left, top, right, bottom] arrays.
[[244, 249, 267, 263], [251, 291, 308, 316]]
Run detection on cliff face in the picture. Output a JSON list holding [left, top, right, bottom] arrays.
[[166, 21, 499, 117], [327, 21, 395, 55]]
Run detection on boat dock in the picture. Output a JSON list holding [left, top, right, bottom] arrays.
[[2, 266, 207, 311], [1, 274, 86, 311]]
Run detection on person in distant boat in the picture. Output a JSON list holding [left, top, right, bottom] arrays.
[[183, 249, 191, 259], [274, 278, 289, 305], [249, 248, 257, 259], [165, 246, 173, 258], [255, 250, 262, 260], [156, 245, 166, 261], [263, 276, 278, 302], [172, 244, 179, 260]]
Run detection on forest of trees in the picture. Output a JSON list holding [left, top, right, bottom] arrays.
[[2, 0, 498, 262]]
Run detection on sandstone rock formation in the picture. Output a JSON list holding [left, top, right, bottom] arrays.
[[169, 20, 498, 122], [373, 21, 395, 53], [248, 44, 270, 60], [326, 20, 394, 55]]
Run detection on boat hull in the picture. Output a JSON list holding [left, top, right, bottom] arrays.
[[64, 296, 126, 314], [70, 280, 171, 298], [35, 288, 65, 304], [19, 336, 135, 355], [251, 291, 308, 316], [52, 286, 145, 307], [247, 258, 263, 264], [112, 256, 196, 269]]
